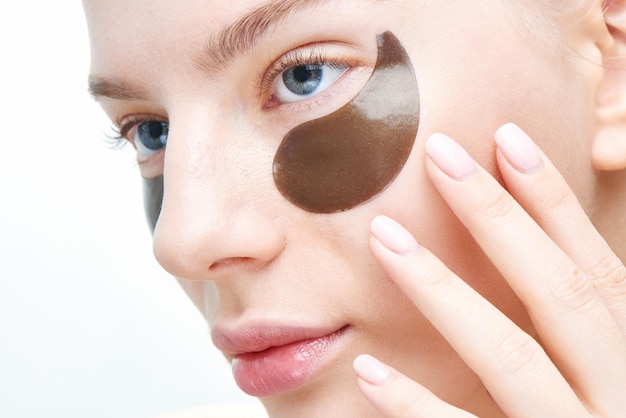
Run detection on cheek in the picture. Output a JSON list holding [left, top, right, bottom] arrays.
[[365, 140, 531, 326], [273, 32, 420, 213]]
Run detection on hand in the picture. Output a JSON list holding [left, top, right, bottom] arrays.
[[353, 123, 626, 417]]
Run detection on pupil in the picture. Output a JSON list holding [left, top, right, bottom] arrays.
[[293, 66, 313, 82], [139, 121, 168, 150], [283, 65, 323, 95], [148, 122, 163, 138]]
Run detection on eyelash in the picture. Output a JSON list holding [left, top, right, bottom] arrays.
[[259, 47, 352, 100], [105, 128, 129, 150], [108, 114, 167, 148]]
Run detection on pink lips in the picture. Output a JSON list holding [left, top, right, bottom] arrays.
[[212, 324, 348, 397]]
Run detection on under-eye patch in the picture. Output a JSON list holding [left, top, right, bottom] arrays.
[[143, 175, 163, 233], [272, 31, 420, 213]]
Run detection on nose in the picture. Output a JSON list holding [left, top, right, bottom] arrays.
[[152, 108, 286, 281]]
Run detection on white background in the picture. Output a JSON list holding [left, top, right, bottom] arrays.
[[0, 2, 257, 417]]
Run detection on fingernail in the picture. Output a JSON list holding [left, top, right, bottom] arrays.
[[425, 133, 478, 180], [370, 215, 419, 255], [353, 354, 392, 385], [495, 123, 543, 174]]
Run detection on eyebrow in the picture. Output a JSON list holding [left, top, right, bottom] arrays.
[[88, 75, 148, 101], [88, 0, 343, 100], [196, 0, 339, 73]]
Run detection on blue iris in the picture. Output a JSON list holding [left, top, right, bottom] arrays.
[[137, 121, 168, 151], [282, 65, 324, 96]]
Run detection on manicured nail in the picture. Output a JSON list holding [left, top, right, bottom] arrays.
[[495, 123, 543, 173], [370, 215, 419, 255], [353, 354, 392, 385], [425, 133, 478, 180]]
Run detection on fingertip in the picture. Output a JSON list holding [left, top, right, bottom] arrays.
[[370, 215, 419, 255], [425, 133, 478, 180], [354, 354, 471, 417], [353, 354, 393, 386], [494, 123, 543, 174]]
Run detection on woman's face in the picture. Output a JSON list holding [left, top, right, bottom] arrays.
[[84, 0, 600, 415]]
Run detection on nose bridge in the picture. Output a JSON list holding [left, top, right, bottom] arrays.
[[153, 103, 284, 281]]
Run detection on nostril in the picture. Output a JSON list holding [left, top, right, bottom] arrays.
[[209, 257, 254, 271]]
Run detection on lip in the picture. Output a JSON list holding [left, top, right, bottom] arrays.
[[212, 323, 349, 397]]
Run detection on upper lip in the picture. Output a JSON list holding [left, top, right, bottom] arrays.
[[211, 322, 348, 356]]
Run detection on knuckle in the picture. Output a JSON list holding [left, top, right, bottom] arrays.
[[421, 266, 459, 292], [585, 254, 626, 324], [547, 260, 599, 314], [587, 253, 626, 296], [393, 390, 431, 416], [393, 390, 437, 417], [539, 182, 574, 212], [491, 327, 543, 376], [478, 188, 517, 223]]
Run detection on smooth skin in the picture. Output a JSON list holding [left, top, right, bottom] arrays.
[[83, 0, 626, 416]]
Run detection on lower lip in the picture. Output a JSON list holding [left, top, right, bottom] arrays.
[[231, 327, 348, 397]]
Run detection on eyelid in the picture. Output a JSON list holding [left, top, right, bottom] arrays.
[[115, 113, 169, 144], [259, 43, 367, 100], [260, 47, 327, 93]]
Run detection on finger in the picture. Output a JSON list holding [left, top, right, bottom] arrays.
[[494, 123, 626, 331], [423, 132, 626, 414], [353, 354, 476, 418], [368, 217, 588, 417]]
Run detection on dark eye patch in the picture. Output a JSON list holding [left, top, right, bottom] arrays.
[[143, 175, 163, 233], [272, 31, 420, 213]]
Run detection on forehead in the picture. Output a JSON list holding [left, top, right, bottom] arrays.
[[82, 0, 245, 68], [83, 0, 253, 34], [83, 0, 357, 69]]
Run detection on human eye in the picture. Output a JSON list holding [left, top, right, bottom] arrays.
[[262, 48, 353, 109], [275, 62, 347, 103], [114, 115, 169, 159]]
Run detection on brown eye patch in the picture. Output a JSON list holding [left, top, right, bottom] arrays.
[[272, 31, 420, 213]]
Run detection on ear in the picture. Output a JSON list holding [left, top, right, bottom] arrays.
[[592, 0, 626, 171]]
